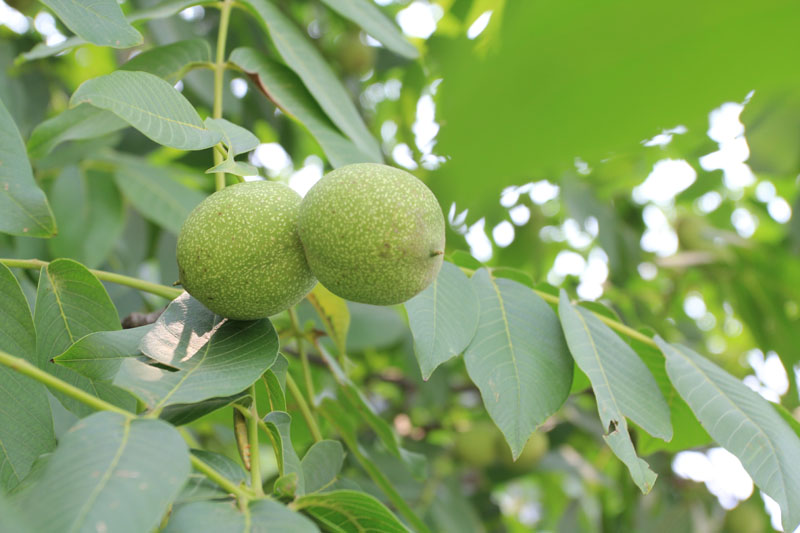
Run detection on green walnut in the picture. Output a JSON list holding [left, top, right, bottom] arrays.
[[298, 163, 445, 305], [176, 181, 316, 320]]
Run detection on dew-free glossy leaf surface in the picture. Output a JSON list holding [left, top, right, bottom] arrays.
[[0, 97, 56, 237], [0, 264, 56, 493], [558, 292, 670, 493], [229, 47, 375, 167], [294, 490, 408, 533], [17, 412, 190, 533], [70, 71, 221, 150], [235, 3, 382, 161], [658, 338, 800, 532], [40, 0, 142, 48], [263, 353, 288, 412], [121, 39, 212, 83], [464, 269, 572, 458], [164, 499, 320, 532], [406, 261, 479, 379], [27, 104, 126, 159], [54, 326, 150, 382], [114, 293, 278, 410]]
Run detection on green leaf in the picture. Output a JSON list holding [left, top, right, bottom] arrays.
[[164, 499, 319, 532], [114, 293, 279, 410], [54, 326, 150, 382], [234, 3, 382, 161], [47, 166, 125, 269], [0, 263, 56, 493], [429, 0, 800, 216], [176, 450, 247, 503], [17, 411, 190, 533], [34, 258, 136, 416], [302, 440, 345, 493], [121, 39, 212, 84], [630, 331, 711, 455], [0, 492, 33, 533], [464, 269, 573, 458], [128, 0, 205, 22], [558, 291, 670, 493], [70, 71, 222, 150], [405, 261, 479, 380], [307, 283, 350, 357], [40, 0, 142, 48], [294, 490, 409, 533], [161, 392, 248, 426], [264, 353, 288, 412], [18, 36, 86, 63], [27, 104, 126, 160], [34, 258, 120, 367], [657, 338, 800, 532], [319, 0, 418, 59], [205, 118, 259, 157], [0, 96, 56, 237], [264, 411, 304, 494], [229, 48, 375, 168], [113, 155, 206, 234]]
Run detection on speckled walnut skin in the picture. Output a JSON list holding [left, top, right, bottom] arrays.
[[298, 163, 445, 306], [177, 181, 316, 320]]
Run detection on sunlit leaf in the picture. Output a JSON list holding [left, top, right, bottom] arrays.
[[70, 71, 222, 150], [658, 338, 800, 532], [229, 47, 375, 167], [236, 2, 382, 161], [307, 283, 350, 357], [114, 293, 278, 410], [464, 269, 573, 458], [558, 291, 670, 493], [405, 261, 479, 379], [40, 0, 142, 48]]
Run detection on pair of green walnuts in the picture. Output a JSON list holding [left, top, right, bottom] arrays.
[[176, 163, 446, 320]]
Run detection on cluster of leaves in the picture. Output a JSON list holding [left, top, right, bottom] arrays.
[[2, 0, 800, 531]]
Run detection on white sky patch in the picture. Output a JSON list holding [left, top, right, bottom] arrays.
[[683, 292, 706, 319], [673, 448, 753, 510], [392, 143, 418, 170], [731, 207, 757, 238], [448, 204, 469, 234], [492, 221, 515, 247], [174, 80, 184, 92], [577, 247, 609, 300], [0, 0, 29, 33], [396, 2, 441, 39], [500, 186, 520, 208], [529, 180, 560, 204], [230, 78, 248, 99], [179, 5, 204, 20], [696, 191, 722, 213], [755, 180, 776, 202], [562, 218, 593, 249], [747, 349, 789, 398], [632, 159, 696, 205], [701, 99, 757, 190], [509, 204, 530, 225], [768, 197, 792, 223], [251, 143, 292, 176], [467, 10, 493, 39], [553, 250, 586, 277], [381, 120, 397, 142], [33, 11, 66, 45], [638, 262, 657, 280], [465, 218, 492, 262], [288, 155, 323, 197], [413, 93, 438, 155], [642, 125, 688, 147], [640, 205, 679, 256]]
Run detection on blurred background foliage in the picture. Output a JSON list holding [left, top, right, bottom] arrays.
[[1, 0, 799, 530]]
